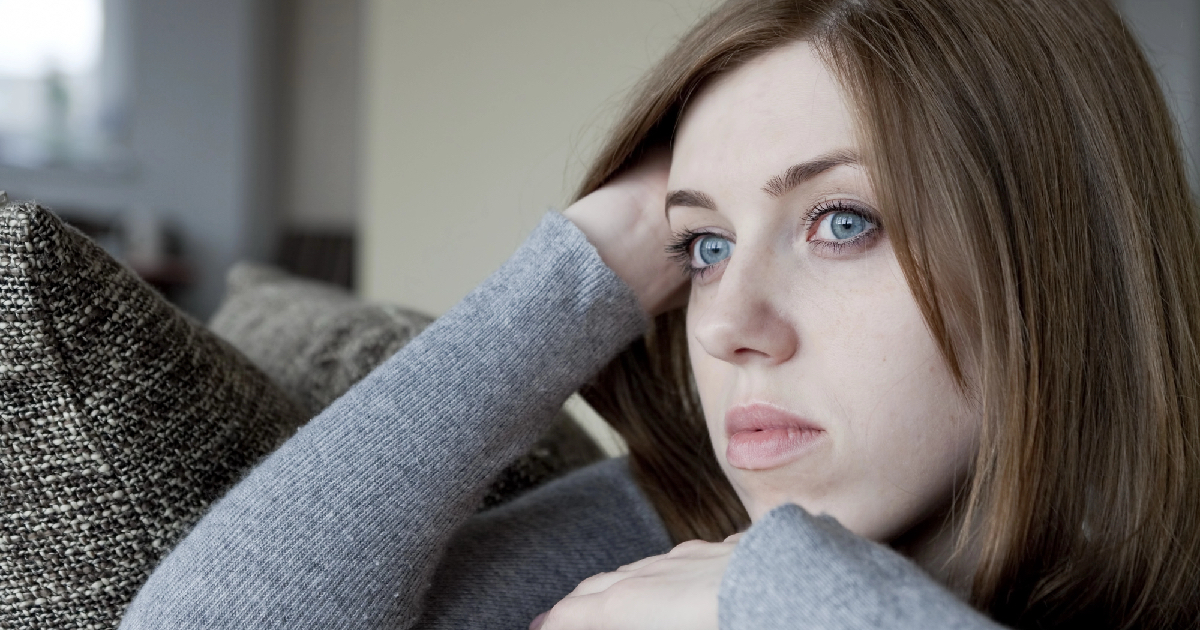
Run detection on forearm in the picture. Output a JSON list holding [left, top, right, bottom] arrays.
[[417, 457, 674, 630], [120, 213, 647, 630]]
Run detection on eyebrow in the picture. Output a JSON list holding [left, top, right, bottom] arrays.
[[665, 149, 861, 214], [763, 149, 860, 197], [665, 189, 718, 212]]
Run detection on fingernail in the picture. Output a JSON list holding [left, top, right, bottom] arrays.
[[529, 611, 548, 630]]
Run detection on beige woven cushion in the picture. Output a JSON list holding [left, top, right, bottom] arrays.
[[0, 201, 308, 629], [208, 262, 605, 510]]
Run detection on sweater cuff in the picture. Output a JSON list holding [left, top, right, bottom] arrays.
[[719, 504, 1003, 630], [483, 211, 649, 359]]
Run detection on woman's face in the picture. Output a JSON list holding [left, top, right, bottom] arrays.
[[668, 41, 980, 544]]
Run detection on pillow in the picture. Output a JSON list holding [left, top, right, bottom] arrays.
[[0, 200, 309, 629], [208, 262, 605, 509], [208, 263, 433, 417]]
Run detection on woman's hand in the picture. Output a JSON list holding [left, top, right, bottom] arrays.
[[563, 151, 689, 316], [530, 535, 742, 630]]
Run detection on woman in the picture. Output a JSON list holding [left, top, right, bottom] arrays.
[[122, 0, 1200, 628]]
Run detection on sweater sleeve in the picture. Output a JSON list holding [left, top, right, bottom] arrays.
[[119, 212, 649, 630], [719, 504, 1006, 630], [417, 457, 673, 630]]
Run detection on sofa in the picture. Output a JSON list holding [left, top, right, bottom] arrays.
[[0, 197, 603, 630]]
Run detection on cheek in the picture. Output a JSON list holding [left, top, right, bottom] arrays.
[[685, 304, 729, 436], [822, 301, 980, 539], [684, 260, 981, 540]]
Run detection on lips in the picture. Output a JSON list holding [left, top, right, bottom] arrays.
[[724, 402, 825, 470]]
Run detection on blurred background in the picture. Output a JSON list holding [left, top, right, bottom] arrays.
[[0, 0, 1196, 319]]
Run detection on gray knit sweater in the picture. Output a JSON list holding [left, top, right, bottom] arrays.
[[120, 213, 1003, 629]]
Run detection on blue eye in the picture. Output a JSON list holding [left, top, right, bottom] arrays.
[[692, 234, 734, 267], [816, 210, 874, 241]]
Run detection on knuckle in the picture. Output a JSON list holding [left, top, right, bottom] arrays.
[[615, 555, 654, 572], [567, 571, 614, 598], [542, 606, 568, 630], [597, 584, 631, 621], [546, 595, 598, 630], [576, 571, 609, 589], [668, 539, 708, 556], [606, 575, 641, 596]]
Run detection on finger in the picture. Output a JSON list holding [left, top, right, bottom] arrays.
[[538, 592, 606, 630], [565, 569, 633, 598], [615, 553, 668, 573], [667, 539, 712, 556], [666, 539, 738, 559]]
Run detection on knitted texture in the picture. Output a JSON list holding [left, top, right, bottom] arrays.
[[208, 263, 433, 418], [207, 263, 605, 509], [719, 503, 1003, 630], [418, 458, 673, 629], [0, 201, 308, 629], [120, 212, 650, 630]]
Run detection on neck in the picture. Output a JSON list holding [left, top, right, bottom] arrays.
[[890, 504, 977, 599]]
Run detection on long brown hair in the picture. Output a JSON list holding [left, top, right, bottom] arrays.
[[577, 0, 1200, 628]]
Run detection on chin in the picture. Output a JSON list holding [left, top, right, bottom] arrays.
[[729, 477, 907, 543]]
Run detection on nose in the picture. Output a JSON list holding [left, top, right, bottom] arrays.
[[690, 245, 799, 366]]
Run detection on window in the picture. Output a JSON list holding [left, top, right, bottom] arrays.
[[0, 0, 129, 170]]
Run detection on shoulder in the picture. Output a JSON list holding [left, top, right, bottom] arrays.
[[417, 457, 672, 629], [720, 504, 1005, 630]]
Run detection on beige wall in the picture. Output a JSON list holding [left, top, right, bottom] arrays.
[[351, 1, 1197, 306], [282, 0, 362, 230], [359, 0, 720, 315]]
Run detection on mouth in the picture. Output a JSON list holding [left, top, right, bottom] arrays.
[[724, 402, 826, 470]]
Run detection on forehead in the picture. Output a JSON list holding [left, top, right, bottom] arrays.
[[671, 41, 857, 188]]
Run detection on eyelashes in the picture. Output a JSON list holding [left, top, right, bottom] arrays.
[[667, 227, 726, 280], [802, 199, 883, 255], [666, 200, 883, 280]]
